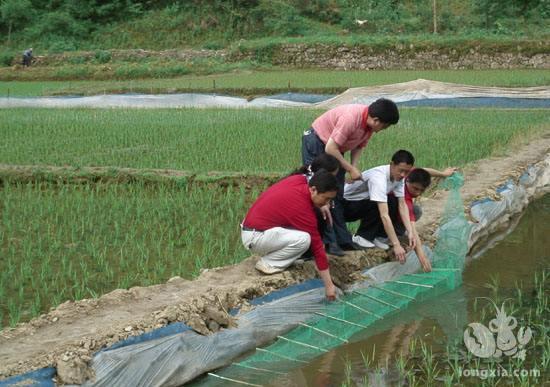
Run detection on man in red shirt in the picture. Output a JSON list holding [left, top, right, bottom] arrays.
[[302, 99, 400, 254], [241, 170, 338, 300], [399, 167, 457, 272]]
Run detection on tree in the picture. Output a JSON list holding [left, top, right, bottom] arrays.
[[0, 0, 33, 45]]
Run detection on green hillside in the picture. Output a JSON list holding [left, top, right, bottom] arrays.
[[1, 0, 548, 51]]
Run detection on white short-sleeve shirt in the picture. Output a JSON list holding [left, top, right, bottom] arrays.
[[343, 165, 404, 202]]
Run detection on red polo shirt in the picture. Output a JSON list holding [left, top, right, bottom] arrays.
[[243, 174, 329, 271], [404, 182, 416, 222], [388, 180, 415, 222]]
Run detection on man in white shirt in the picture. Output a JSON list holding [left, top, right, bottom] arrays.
[[343, 150, 415, 262]]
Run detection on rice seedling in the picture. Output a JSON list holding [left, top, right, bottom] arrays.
[[418, 341, 440, 384], [1, 69, 548, 96], [341, 357, 353, 387], [0, 180, 266, 328], [403, 271, 546, 385], [333, 269, 547, 386], [0, 108, 548, 173]]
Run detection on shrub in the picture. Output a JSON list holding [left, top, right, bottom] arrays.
[[0, 52, 15, 66], [94, 50, 112, 64]]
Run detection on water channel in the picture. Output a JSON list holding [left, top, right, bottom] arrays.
[[274, 194, 549, 386]]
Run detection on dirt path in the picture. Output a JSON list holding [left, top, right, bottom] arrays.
[[1, 133, 549, 383]]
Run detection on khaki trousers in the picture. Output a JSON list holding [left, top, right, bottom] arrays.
[[241, 227, 311, 269]]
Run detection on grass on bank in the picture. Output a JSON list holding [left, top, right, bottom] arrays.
[[1, 69, 550, 96]]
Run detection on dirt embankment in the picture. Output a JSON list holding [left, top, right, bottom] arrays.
[[0, 133, 549, 384], [0, 164, 281, 188]]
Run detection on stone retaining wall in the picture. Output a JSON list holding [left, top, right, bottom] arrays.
[[232, 43, 549, 70], [20, 43, 550, 70]]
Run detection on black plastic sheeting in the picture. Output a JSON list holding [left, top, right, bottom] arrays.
[[266, 93, 550, 108], [265, 93, 336, 104], [398, 97, 550, 108]]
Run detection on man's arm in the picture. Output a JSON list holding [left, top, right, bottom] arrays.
[[377, 202, 406, 262], [410, 222, 431, 272], [325, 138, 362, 180], [318, 269, 337, 301], [289, 205, 336, 300], [350, 147, 363, 168], [398, 197, 416, 250], [422, 167, 457, 177]]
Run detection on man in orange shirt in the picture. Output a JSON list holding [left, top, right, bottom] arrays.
[[301, 98, 400, 254]]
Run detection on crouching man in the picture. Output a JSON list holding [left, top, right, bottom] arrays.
[[241, 170, 338, 300], [395, 166, 458, 272], [343, 150, 416, 264]]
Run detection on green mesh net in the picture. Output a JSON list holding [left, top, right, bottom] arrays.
[[195, 173, 472, 387]]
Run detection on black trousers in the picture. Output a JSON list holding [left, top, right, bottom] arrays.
[[343, 195, 405, 241], [301, 128, 353, 247]]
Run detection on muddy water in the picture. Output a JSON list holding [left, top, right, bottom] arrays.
[[274, 194, 550, 386]]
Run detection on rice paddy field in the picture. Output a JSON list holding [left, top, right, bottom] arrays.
[[0, 73, 549, 330], [1, 68, 550, 96]]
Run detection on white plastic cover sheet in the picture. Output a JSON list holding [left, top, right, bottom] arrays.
[[2, 79, 548, 109], [316, 79, 550, 108]]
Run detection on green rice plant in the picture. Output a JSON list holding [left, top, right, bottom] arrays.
[[418, 341, 440, 384], [1, 68, 549, 96], [392, 270, 549, 386], [341, 357, 353, 387], [7, 299, 20, 327], [0, 180, 267, 327], [0, 108, 548, 174]]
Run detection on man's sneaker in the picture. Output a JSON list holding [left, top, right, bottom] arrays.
[[255, 259, 284, 275], [341, 242, 368, 251], [326, 243, 346, 256], [352, 234, 375, 248], [373, 237, 390, 250]]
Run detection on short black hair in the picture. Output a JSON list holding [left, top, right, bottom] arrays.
[[408, 168, 431, 188], [309, 169, 338, 193], [290, 153, 340, 176], [311, 153, 339, 174], [391, 149, 415, 165], [369, 98, 399, 125]]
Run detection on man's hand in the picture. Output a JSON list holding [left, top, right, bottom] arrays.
[[419, 256, 432, 272], [325, 282, 337, 301], [349, 166, 362, 181], [320, 204, 333, 227], [442, 167, 458, 177], [394, 244, 406, 263], [408, 234, 417, 250]]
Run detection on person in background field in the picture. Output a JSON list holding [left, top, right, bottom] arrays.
[[301, 98, 400, 255], [241, 170, 339, 300], [22, 48, 33, 66], [343, 150, 416, 264], [394, 166, 458, 272]]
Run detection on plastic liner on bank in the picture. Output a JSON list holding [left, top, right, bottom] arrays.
[[1, 79, 549, 109]]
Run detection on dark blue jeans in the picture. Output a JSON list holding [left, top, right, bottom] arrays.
[[301, 128, 353, 247], [343, 195, 423, 240]]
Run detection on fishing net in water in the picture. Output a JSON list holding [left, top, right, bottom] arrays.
[[189, 173, 473, 387]]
